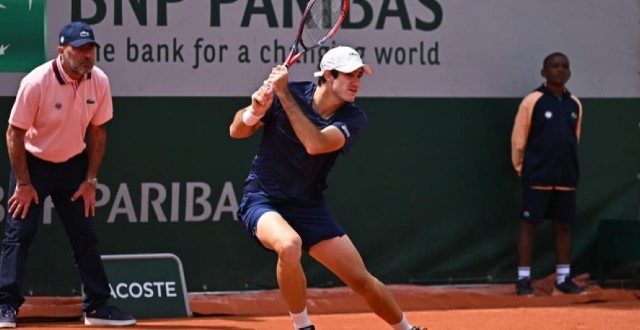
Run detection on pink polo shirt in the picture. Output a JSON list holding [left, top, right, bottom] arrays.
[[9, 56, 113, 163]]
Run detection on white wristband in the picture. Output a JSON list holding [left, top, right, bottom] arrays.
[[242, 107, 263, 126]]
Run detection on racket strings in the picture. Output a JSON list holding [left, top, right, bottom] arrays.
[[300, 0, 344, 50]]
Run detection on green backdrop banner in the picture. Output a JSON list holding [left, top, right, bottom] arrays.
[[0, 97, 637, 295], [0, 0, 47, 73]]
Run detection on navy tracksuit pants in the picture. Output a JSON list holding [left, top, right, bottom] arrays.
[[0, 152, 111, 312]]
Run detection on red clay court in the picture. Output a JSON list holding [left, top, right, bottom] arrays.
[[11, 274, 640, 330]]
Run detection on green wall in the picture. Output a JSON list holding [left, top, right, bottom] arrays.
[[0, 97, 638, 295]]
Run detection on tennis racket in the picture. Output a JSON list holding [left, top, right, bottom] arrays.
[[283, 0, 350, 68]]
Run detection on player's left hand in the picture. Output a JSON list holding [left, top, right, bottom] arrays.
[[71, 181, 97, 217]]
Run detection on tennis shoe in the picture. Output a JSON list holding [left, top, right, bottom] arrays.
[[410, 326, 427, 330], [0, 305, 16, 328], [515, 277, 534, 296], [298, 326, 315, 330], [554, 278, 586, 295], [84, 304, 136, 326]]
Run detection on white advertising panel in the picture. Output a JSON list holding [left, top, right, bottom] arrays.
[[0, 0, 638, 97]]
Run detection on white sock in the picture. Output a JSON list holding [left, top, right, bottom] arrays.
[[391, 314, 413, 330], [556, 264, 570, 284], [290, 308, 312, 329], [518, 266, 531, 280]]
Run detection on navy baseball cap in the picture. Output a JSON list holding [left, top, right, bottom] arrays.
[[59, 22, 98, 47]]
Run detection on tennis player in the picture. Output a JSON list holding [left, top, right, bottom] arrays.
[[229, 46, 424, 330]]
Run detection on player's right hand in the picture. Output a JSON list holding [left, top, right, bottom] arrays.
[[268, 65, 289, 94], [250, 80, 273, 116], [8, 184, 39, 220]]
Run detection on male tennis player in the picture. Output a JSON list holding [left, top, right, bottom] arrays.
[[229, 46, 425, 330]]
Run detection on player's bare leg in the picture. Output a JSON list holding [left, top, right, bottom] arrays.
[[309, 235, 404, 324], [553, 222, 572, 265], [256, 212, 308, 313], [517, 221, 537, 266]]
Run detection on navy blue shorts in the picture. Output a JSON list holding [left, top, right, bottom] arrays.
[[521, 187, 576, 225], [237, 193, 346, 250]]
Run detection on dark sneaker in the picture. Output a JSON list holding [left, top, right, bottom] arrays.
[[84, 304, 136, 326], [411, 327, 427, 330], [298, 326, 315, 330], [515, 277, 534, 296], [554, 278, 586, 295], [0, 305, 16, 328]]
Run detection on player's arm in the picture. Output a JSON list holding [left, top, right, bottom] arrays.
[[229, 106, 264, 138], [229, 81, 272, 139], [277, 89, 345, 154], [269, 66, 345, 155], [6, 80, 39, 187], [6, 125, 30, 186], [573, 96, 583, 144], [70, 123, 106, 217], [510, 96, 535, 176], [6, 124, 39, 219], [5, 79, 42, 218], [85, 123, 106, 182]]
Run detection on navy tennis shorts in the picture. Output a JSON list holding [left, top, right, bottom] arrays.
[[237, 193, 346, 250], [521, 187, 576, 225]]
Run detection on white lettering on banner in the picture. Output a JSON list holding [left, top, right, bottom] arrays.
[[0, 181, 239, 224], [103, 182, 239, 223], [185, 182, 211, 222], [43, 198, 54, 224], [214, 182, 238, 221], [108, 183, 138, 222], [69, 0, 442, 30], [141, 183, 167, 222], [171, 182, 180, 222], [1, 2, 639, 97], [110, 281, 177, 299]]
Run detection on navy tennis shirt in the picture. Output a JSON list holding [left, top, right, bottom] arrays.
[[242, 81, 367, 201]]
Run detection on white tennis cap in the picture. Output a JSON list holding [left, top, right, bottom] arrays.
[[313, 46, 373, 77]]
